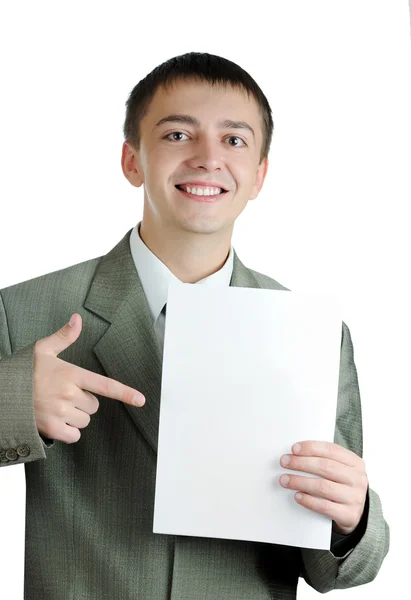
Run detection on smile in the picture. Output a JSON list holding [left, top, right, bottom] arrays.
[[175, 184, 228, 203]]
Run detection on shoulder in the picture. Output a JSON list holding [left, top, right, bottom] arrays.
[[1, 255, 102, 307], [0, 255, 104, 348], [247, 266, 291, 292]]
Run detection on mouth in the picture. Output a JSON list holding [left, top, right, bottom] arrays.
[[175, 183, 228, 202]]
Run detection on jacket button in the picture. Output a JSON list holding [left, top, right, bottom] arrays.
[[17, 444, 31, 457], [5, 449, 18, 461], [0, 450, 9, 463]]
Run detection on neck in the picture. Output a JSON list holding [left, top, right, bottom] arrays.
[[138, 217, 232, 283]]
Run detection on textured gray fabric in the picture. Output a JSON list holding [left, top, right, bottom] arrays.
[[0, 228, 389, 599]]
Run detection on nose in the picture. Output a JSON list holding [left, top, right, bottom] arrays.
[[186, 136, 224, 172]]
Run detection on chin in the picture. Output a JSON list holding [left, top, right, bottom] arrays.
[[178, 217, 227, 235]]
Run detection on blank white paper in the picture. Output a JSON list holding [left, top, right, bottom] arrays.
[[153, 285, 342, 550], [0, 464, 26, 599]]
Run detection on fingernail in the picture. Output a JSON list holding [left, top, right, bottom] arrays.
[[281, 455, 291, 466], [68, 315, 75, 327], [295, 493, 303, 501], [280, 475, 290, 486], [293, 443, 301, 453], [133, 394, 144, 406]]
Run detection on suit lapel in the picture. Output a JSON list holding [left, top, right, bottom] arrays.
[[84, 227, 264, 453], [84, 228, 162, 452]]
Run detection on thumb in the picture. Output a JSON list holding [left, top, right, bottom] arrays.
[[43, 313, 83, 356]]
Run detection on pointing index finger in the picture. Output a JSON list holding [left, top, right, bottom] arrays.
[[73, 364, 145, 407]]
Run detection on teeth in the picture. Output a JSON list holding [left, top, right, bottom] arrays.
[[180, 185, 223, 196]]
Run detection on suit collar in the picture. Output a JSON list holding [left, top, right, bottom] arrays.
[[84, 227, 261, 453]]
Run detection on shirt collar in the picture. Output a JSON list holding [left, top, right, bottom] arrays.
[[129, 222, 234, 323]]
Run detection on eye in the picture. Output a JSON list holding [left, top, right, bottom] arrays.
[[164, 131, 189, 142], [226, 136, 246, 147]]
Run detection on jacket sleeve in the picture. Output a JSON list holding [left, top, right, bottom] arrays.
[[0, 291, 54, 468], [299, 322, 389, 592]]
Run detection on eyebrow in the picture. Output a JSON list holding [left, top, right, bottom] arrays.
[[154, 114, 255, 138]]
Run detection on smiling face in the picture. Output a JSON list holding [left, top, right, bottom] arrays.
[[122, 78, 269, 241]]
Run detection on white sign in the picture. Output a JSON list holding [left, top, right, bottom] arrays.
[[154, 285, 342, 550]]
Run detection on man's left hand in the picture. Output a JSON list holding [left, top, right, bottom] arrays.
[[279, 441, 368, 535]]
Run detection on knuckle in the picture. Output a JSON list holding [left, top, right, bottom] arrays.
[[319, 458, 332, 476], [318, 478, 331, 496], [60, 385, 76, 402], [322, 500, 334, 517], [56, 403, 69, 418], [312, 495, 330, 516], [55, 327, 69, 341], [63, 364, 76, 379], [99, 377, 111, 398], [311, 496, 322, 513]]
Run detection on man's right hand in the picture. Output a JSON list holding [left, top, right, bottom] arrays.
[[33, 313, 145, 444]]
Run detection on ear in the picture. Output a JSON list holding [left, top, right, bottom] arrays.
[[249, 157, 269, 200], [121, 142, 144, 188]]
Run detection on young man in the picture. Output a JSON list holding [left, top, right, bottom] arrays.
[[0, 52, 389, 599]]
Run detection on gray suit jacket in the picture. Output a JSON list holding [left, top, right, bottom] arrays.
[[0, 229, 389, 599]]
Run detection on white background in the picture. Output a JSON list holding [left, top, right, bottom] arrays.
[[1, 1, 410, 598]]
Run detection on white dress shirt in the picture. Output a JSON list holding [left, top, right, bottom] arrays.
[[129, 222, 234, 354]]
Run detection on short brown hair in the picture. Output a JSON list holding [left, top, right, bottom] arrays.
[[123, 52, 274, 164]]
